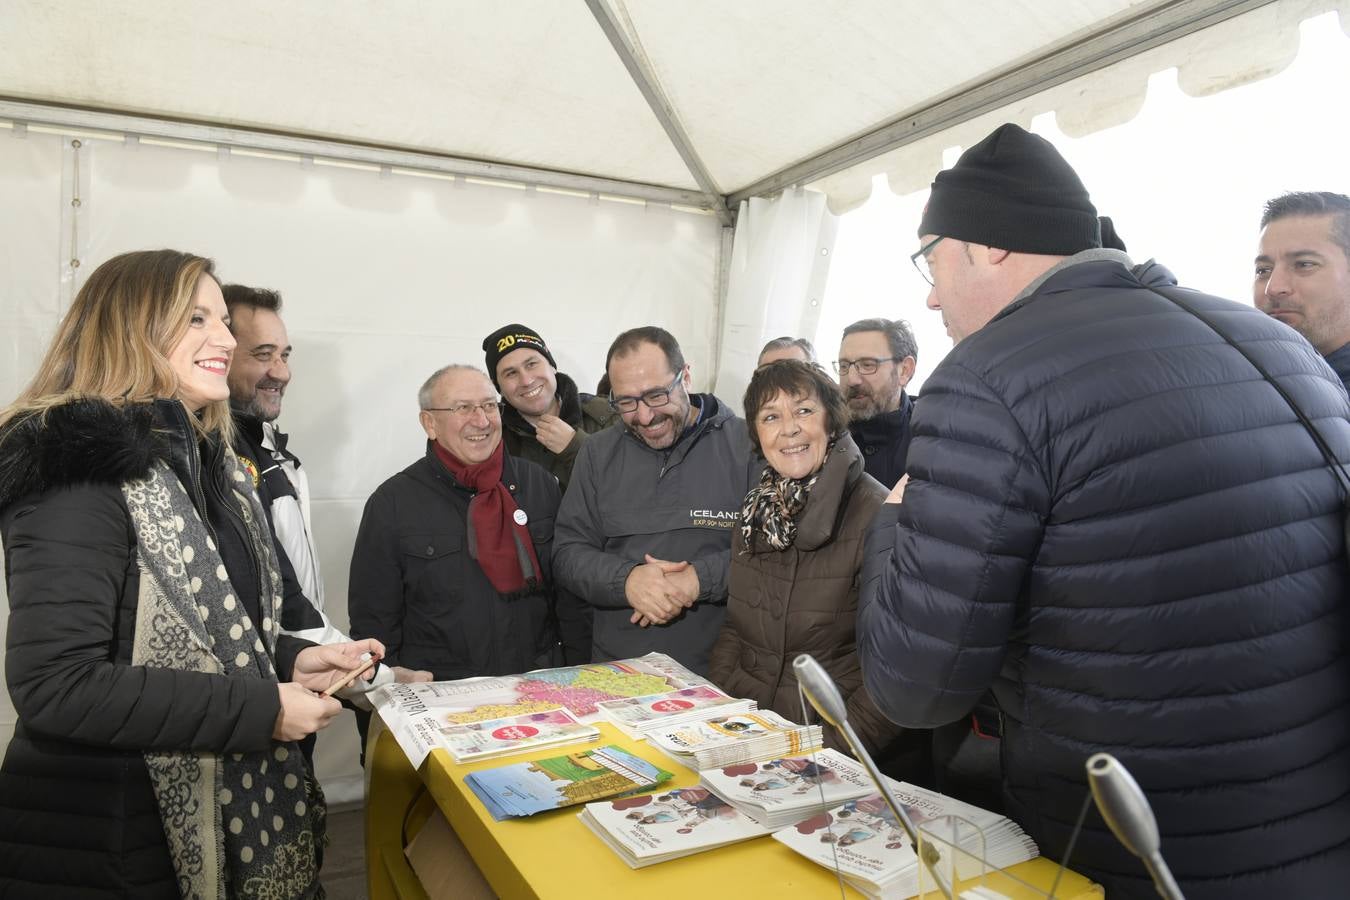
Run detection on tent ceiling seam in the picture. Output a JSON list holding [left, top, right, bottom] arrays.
[[0, 98, 713, 210], [726, 0, 1280, 205], [584, 0, 734, 226]]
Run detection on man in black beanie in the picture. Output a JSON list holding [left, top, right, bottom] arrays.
[[859, 124, 1350, 897], [482, 323, 616, 492]]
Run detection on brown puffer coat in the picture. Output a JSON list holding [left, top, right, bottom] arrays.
[[709, 433, 902, 756]]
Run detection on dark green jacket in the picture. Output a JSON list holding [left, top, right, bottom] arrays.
[[500, 372, 617, 492]]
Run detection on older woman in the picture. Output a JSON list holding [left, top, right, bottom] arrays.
[[0, 250, 382, 899], [709, 360, 902, 757]]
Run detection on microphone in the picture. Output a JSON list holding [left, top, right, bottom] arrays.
[[794, 654, 954, 900], [1085, 753, 1184, 900]]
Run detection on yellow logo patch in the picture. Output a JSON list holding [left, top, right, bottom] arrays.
[[237, 454, 260, 489]]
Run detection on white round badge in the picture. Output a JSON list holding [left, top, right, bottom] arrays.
[[513, 509, 529, 525]]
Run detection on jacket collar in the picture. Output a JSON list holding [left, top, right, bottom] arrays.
[[793, 432, 866, 551], [0, 398, 192, 508], [849, 393, 913, 443]]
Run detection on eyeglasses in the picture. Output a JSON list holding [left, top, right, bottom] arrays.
[[423, 400, 501, 419], [833, 357, 902, 377], [910, 236, 945, 285], [608, 371, 684, 413]]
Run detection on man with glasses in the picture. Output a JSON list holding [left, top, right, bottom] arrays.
[[349, 364, 590, 690], [481, 322, 617, 492], [858, 123, 1350, 897], [834, 318, 917, 489], [554, 327, 757, 674]]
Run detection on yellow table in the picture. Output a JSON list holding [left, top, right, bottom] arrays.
[[365, 719, 1103, 900]]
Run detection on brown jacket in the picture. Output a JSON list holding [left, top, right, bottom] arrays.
[[709, 433, 902, 755]]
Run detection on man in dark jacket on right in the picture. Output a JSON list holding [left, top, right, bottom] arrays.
[[859, 123, 1350, 897]]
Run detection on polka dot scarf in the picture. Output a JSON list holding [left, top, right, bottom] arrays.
[[122, 456, 323, 899]]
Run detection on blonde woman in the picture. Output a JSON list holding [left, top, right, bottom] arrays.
[[0, 250, 383, 899]]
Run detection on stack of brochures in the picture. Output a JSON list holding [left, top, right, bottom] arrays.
[[772, 780, 1039, 899], [465, 744, 674, 820], [578, 786, 772, 867], [646, 710, 823, 770], [439, 708, 600, 764], [696, 748, 875, 828], [595, 685, 755, 739]]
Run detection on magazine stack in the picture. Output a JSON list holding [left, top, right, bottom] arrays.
[[439, 708, 600, 764], [772, 780, 1039, 899], [696, 748, 875, 828], [465, 744, 674, 820], [646, 710, 823, 770], [578, 786, 771, 868], [595, 685, 755, 739]]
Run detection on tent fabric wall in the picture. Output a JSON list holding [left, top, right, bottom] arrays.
[[713, 189, 838, 413], [0, 130, 721, 801]]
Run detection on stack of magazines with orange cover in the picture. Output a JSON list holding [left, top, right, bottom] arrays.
[[646, 709, 822, 770]]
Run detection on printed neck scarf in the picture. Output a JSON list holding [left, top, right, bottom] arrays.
[[739, 451, 829, 553]]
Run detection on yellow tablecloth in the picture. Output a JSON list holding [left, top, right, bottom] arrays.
[[365, 719, 1103, 900]]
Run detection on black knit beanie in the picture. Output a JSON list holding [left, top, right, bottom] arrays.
[[482, 324, 557, 387], [917, 124, 1100, 255]]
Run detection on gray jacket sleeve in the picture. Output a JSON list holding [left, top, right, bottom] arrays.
[[552, 439, 640, 610]]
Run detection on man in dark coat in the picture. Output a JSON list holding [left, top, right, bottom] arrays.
[[482, 323, 616, 493], [1254, 191, 1350, 391], [834, 317, 916, 489], [858, 123, 1350, 898], [348, 365, 591, 680]]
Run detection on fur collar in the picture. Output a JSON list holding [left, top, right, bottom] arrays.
[[0, 399, 170, 508]]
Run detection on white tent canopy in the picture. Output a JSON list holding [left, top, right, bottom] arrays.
[[5, 0, 1338, 216]]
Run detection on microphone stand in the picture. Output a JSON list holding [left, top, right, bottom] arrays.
[[793, 654, 955, 900], [1085, 753, 1184, 900]]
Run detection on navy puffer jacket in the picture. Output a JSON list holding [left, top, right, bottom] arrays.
[[859, 255, 1350, 898]]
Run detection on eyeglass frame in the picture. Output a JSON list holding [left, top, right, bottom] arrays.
[[421, 399, 501, 418], [833, 356, 904, 377], [910, 235, 945, 286], [608, 370, 685, 414]]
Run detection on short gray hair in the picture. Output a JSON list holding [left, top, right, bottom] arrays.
[[842, 318, 917, 364], [418, 364, 491, 409], [757, 335, 817, 363]]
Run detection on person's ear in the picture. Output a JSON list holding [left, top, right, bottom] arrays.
[[987, 247, 1012, 265], [419, 410, 436, 441], [897, 357, 916, 388]]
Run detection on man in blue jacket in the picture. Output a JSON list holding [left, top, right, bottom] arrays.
[[858, 124, 1350, 898]]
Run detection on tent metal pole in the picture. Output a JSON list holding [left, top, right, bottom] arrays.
[[0, 98, 711, 211], [726, 0, 1277, 204], [584, 0, 734, 227]]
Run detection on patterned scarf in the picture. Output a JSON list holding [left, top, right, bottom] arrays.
[[122, 455, 324, 900], [434, 440, 542, 594], [739, 453, 828, 553]]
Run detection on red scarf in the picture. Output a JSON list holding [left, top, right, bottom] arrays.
[[433, 440, 542, 594]]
